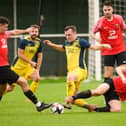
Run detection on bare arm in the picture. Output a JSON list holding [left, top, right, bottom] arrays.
[[43, 40, 65, 52], [31, 52, 43, 79], [89, 44, 111, 50], [9, 27, 32, 36], [18, 48, 37, 67], [90, 33, 101, 43], [36, 52, 43, 71]]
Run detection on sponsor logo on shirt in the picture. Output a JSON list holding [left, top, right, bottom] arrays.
[[115, 24, 119, 28], [108, 30, 118, 39], [2, 45, 7, 48]]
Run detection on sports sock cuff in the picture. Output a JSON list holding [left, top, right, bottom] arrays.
[[94, 106, 110, 112], [24, 90, 38, 104], [73, 90, 91, 99], [72, 96, 76, 100], [36, 101, 41, 107]]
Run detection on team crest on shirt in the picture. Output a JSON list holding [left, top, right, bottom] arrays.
[[73, 41, 80, 48], [74, 43, 80, 48], [115, 24, 119, 28]]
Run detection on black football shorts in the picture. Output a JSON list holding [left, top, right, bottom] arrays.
[[0, 65, 19, 85]]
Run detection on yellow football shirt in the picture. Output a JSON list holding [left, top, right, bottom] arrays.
[[12, 35, 43, 69], [63, 38, 90, 72]]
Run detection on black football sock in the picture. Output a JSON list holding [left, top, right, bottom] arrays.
[[0, 96, 2, 101], [24, 90, 38, 104], [72, 90, 92, 100], [94, 106, 110, 112]]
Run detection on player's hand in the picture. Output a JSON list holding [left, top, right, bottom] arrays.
[[43, 40, 52, 45], [121, 77, 126, 84], [30, 61, 37, 67], [65, 96, 74, 104], [103, 44, 111, 49]]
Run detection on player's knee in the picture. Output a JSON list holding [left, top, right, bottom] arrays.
[[110, 107, 121, 112], [67, 76, 72, 81], [17, 77, 29, 91], [33, 77, 40, 82], [17, 77, 27, 86], [67, 75, 77, 82]]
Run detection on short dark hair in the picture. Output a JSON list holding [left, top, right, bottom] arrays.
[[30, 24, 40, 30], [0, 16, 9, 24], [64, 25, 77, 32], [103, 1, 113, 7]]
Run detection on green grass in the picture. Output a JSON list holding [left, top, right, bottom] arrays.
[[0, 78, 126, 126]]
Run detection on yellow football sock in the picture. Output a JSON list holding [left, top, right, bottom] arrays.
[[66, 81, 76, 96], [30, 81, 39, 93], [74, 82, 88, 107], [74, 99, 88, 107], [66, 81, 88, 107]]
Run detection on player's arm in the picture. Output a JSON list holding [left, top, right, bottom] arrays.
[[79, 39, 111, 50], [90, 33, 101, 43], [35, 40, 43, 71], [90, 17, 103, 43], [36, 52, 43, 71], [116, 15, 126, 32], [18, 48, 36, 67], [43, 40, 65, 52], [8, 27, 32, 36], [116, 65, 126, 84], [32, 52, 43, 80], [89, 43, 111, 50]]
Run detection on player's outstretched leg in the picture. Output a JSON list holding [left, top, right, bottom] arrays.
[[30, 81, 39, 93], [26, 81, 39, 102], [17, 77, 52, 112], [24, 89, 52, 112], [65, 90, 97, 111]]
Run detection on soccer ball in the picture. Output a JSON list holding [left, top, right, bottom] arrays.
[[51, 103, 64, 114]]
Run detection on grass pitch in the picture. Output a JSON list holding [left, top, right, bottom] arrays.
[[0, 78, 126, 126]]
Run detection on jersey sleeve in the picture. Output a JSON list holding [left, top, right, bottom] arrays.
[[116, 15, 126, 30], [92, 17, 104, 33], [37, 40, 43, 53], [79, 39, 91, 48], [19, 39, 26, 49], [62, 41, 66, 49]]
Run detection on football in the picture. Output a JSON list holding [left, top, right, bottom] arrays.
[[51, 103, 64, 114]]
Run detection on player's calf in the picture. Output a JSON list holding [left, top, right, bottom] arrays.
[[110, 107, 121, 112], [65, 90, 92, 104], [17, 77, 51, 112], [6, 84, 15, 92]]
